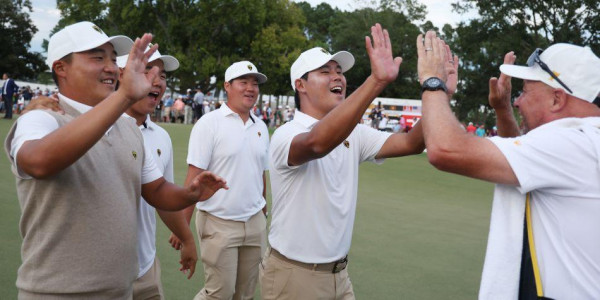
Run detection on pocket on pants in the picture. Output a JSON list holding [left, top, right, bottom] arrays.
[[261, 256, 293, 299]]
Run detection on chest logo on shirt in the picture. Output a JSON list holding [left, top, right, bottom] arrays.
[[157, 149, 162, 156], [258, 131, 262, 137], [514, 140, 521, 146], [343, 140, 350, 148], [132, 150, 137, 160]]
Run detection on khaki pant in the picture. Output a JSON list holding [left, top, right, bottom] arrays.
[[133, 258, 164, 300], [19, 289, 133, 300], [259, 249, 355, 300], [194, 210, 267, 300]]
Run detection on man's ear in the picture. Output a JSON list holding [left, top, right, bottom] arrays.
[[224, 81, 231, 93], [550, 88, 568, 113], [53, 61, 68, 79], [295, 78, 306, 93]]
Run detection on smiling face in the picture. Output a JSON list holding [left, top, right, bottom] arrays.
[[54, 42, 119, 106], [126, 59, 167, 123], [297, 60, 346, 118], [224, 74, 259, 115]]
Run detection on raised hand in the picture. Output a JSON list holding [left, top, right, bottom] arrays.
[[189, 171, 228, 202], [179, 238, 198, 279], [444, 44, 460, 95], [365, 23, 403, 85], [489, 52, 517, 110], [117, 33, 160, 105], [417, 31, 447, 84]]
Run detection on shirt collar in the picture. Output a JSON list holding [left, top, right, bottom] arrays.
[[138, 115, 155, 130], [293, 110, 318, 129], [219, 103, 255, 123], [58, 93, 134, 134], [58, 93, 93, 114]]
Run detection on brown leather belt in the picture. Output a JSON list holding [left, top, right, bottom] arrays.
[[269, 248, 348, 273]]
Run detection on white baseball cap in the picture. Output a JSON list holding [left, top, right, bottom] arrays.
[[290, 47, 355, 90], [116, 45, 180, 72], [46, 21, 133, 68], [225, 61, 267, 83], [500, 43, 600, 103]]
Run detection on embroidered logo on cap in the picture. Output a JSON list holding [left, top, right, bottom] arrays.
[[157, 149, 162, 156], [132, 150, 137, 159], [258, 132, 261, 137], [343, 140, 350, 148], [248, 65, 253, 70], [92, 25, 104, 34], [320, 48, 330, 55]]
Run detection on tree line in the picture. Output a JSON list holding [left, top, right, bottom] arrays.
[[3, 0, 598, 123]]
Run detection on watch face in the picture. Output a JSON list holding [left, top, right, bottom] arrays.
[[427, 78, 441, 86]]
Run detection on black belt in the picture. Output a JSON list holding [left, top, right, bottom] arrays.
[[269, 248, 348, 273]]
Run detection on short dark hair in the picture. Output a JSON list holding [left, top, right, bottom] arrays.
[[293, 73, 308, 111], [51, 54, 73, 87]]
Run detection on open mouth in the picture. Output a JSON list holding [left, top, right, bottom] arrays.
[[148, 91, 160, 100], [330, 86, 343, 95], [101, 79, 115, 85]]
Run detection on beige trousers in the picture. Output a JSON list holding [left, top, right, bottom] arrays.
[[259, 249, 355, 300], [133, 257, 164, 300], [194, 210, 267, 300]]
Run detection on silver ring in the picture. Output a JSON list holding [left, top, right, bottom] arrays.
[[425, 48, 433, 51]]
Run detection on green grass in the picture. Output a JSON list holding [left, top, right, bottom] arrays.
[[0, 117, 494, 299]]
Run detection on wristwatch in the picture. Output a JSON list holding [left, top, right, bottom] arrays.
[[421, 77, 447, 94]]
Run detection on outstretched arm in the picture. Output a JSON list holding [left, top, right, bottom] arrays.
[[141, 171, 228, 211], [17, 34, 159, 179], [418, 31, 518, 185], [288, 23, 403, 166], [489, 52, 521, 137]]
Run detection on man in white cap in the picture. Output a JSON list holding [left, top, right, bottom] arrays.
[[418, 31, 600, 299], [171, 60, 269, 299], [4, 21, 227, 298], [262, 24, 427, 299], [117, 47, 196, 299]]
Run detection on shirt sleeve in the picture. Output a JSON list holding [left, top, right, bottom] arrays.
[[263, 126, 270, 171], [269, 126, 302, 172], [10, 110, 60, 178], [141, 142, 163, 184], [357, 124, 393, 163], [187, 117, 213, 169], [489, 127, 592, 193]]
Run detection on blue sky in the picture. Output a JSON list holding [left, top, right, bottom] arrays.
[[28, 0, 476, 54]]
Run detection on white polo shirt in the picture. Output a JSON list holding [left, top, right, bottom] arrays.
[[136, 116, 174, 278], [268, 111, 392, 263], [9, 94, 162, 183], [187, 103, 269, 222], [489, 117, 600, 299]]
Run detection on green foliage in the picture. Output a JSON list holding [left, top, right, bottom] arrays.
[[0, 0, 46, 80]]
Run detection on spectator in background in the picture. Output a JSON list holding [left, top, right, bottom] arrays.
[[475, 124, 486, 137], [163, 94, 173, 122], [378, 113, 389, 131], [184, 88, 194, 124], [193, 88, 204, 122], [466, 122, 477, 134], [173, 95, 185, 123], [2, 73, 19, 119]]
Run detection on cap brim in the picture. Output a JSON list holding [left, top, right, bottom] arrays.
[[153, 55, 179, 72], [499, 64, 543, 81], [330, 51, 355, 73], [73, 35, 133, 57]]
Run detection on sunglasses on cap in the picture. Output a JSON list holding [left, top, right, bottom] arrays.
[[527, 48, 573, 94]]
